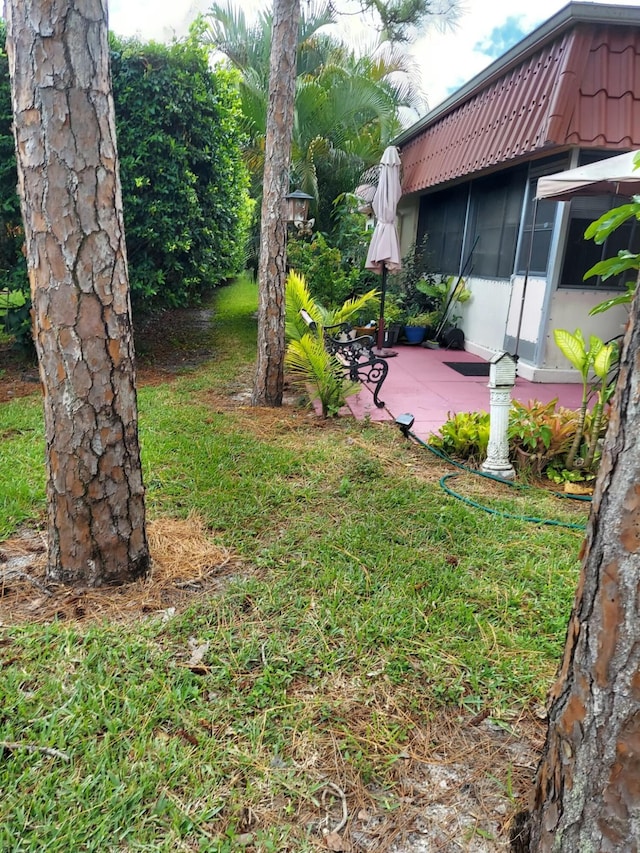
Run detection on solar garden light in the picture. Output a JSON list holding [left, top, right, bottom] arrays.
[[395, 412, 415, 438], [482, 352, 517, 481]]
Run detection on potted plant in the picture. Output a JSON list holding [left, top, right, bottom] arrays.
[[382, 299, 405, 346], [403, 310, 438, 344]]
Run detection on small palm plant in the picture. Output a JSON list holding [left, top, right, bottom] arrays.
[[553, 328, 617, 470], [284, 270, 379, 417]]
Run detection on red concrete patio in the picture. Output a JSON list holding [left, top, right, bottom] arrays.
[[343, 344, 585, 442]]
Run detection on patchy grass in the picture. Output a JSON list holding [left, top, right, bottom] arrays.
[[0, 275, 587, 851]]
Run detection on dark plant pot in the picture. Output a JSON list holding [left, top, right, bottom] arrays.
[[403, 325, 427, 344], [383, 324, 401, 346]]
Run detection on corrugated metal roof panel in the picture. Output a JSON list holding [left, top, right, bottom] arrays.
[[565, 26, 640, 146], [400, 19, 640, 195], [401, 36, 576, 194]]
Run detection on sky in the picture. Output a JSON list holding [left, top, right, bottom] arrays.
[[107, 0, 640, 112]]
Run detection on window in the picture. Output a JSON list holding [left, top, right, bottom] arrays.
[[559, 194, 640, 288], [516, 187, 556, 275], [468, 168, 526, 278], [416, 185, 467, 273]]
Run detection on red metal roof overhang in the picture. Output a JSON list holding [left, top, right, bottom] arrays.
[[398, 14, 640, 196]]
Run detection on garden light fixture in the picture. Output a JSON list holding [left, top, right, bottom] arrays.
[[395, 413, 415, 437]]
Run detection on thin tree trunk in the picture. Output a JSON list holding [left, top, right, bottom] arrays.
[[516, 287, 640, 850], [251, 0, 300, 407], [5, 0, 149, 585]]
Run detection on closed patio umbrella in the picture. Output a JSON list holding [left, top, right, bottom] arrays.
[[365, 146, 402, 355]]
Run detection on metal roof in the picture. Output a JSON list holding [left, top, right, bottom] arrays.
[[398, 2, 640, 195]]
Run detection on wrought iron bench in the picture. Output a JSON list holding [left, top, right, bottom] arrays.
[[299, 309, 388, 408]]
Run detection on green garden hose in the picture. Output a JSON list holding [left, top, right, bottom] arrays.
[[408, 430, 590, 531]]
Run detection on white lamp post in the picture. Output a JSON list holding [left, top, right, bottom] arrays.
[[482, 352, 517, 480]]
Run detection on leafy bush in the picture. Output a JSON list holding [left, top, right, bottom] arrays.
[[0, 285, 31, 350], [430, 410, 490, 464], [431, 398, 609, 483], [0, 23, 30, 347], [0, 27, 251, 319], [508, 399, 579, 476], [110, 30, 250, 309], [286, 232, 361, 309]]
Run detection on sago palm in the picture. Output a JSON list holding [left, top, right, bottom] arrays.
[[284, 270, 379, 416]]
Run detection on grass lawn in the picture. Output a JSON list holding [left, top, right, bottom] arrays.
[[0, 276, 588, 851]]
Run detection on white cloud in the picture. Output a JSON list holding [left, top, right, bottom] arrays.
[[107, 0, 640, 111], [412, 0, 640, 109]]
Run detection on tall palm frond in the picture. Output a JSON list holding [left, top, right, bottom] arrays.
[[285, 269, 323, 341], [326, 290, 380, 326]]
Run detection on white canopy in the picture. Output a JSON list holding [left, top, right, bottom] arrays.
[[536, 150, 640, 201]]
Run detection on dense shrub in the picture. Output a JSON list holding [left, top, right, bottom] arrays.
[[0, 23, 27, 298], [286, 233, 362, 309], [0, 24, 251, 333], [110, 31, 250, 308], [430, 399, 608, 484]]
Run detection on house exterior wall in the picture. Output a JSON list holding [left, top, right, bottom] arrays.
[[454, 276, 513, 359], [393, 5, 640, 382], [538, 288, 628, 376]]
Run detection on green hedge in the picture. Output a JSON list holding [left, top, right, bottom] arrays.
[[0, 24, 251, 317]]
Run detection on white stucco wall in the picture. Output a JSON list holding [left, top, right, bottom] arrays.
[[540, 288, 629, 370], [458, 276, 513, 357]]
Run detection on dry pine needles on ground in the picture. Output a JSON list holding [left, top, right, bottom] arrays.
[[0, 513, 245, 625]]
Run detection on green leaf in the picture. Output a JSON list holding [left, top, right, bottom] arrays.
[[553, 329, 586, 373], [588, 335, 603, 360], [583, 251, 640, 282], [589, 285, 635, 316], [593, 343, 615, 379], [584, 202, 640, 244]]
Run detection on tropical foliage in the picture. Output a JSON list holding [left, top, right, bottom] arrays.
[[553, 329, 617, 471], [431, 395, 610, 484], [286, 232, 363, 309], [284, 269, 379, 416], [584, 151, 640, 315], [202, 0, 428, 234]]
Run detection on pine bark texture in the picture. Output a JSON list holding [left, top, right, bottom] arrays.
[[523, 289, 640, 850], [6, 0, 149, 585], [251, 0, 300, 407]]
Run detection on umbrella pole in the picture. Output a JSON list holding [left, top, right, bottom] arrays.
[[377, 263, 387, 351]]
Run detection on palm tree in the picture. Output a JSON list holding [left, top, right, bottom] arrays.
[[202, 1, 426, 231], [203, 0, 460, 409]]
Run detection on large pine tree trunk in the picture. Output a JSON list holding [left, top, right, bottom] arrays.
[[6, 0, 149, 585], [251, 0, 300, 407], [520, 287, 640, 850]]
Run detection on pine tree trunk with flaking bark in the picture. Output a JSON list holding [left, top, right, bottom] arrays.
[[516, 289, 640, 850], [5, 0, 149, 586], [251, 0, 300, 407]]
